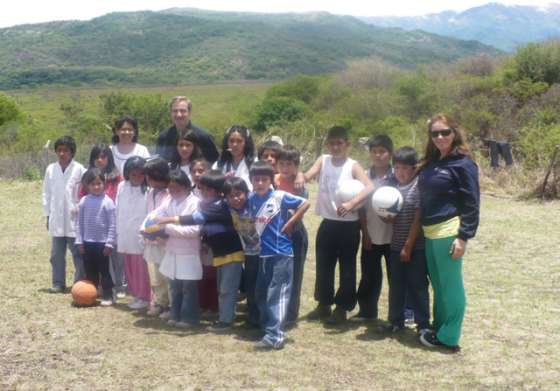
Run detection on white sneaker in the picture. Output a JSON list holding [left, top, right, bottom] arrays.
[[176, 321, 196, 329], [100, 299, 114, 307], [127, 298, 140, 308], [167, 319, 177, 327], [159, 310, 171, 320], [129, 299, 149, 310], [116, 292, 126, 299]]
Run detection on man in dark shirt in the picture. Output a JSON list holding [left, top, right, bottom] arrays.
[[155, 96, 219, 163]]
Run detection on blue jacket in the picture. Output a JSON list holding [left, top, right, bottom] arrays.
[[418, 153, 480, 241]]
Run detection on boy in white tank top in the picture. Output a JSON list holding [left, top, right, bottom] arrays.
[[303, 126, 374, 324]]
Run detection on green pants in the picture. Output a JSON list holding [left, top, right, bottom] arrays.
[[425, 236, 466, 346]]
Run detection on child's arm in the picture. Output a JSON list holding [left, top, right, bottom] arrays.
[[164, 221, 201, 239], [338, 162, 374, 217], [103, 201, 117, 256], [42, 166, 52, 230], [281, 200, 310, 236], [75, 201, 85, 255], [294, 171, 306, 190], [400, 208, 421, 263], [303, 155, 323, 183], [359, 207, 372, 250]]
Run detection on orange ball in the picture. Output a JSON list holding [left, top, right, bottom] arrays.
[[71, 280, 97, 306]]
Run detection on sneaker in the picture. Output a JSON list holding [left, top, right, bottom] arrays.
[[167, 319, 177, 327], [100, 299, 114, 307], [307, 304, 332, 320], [380, 323, 404, 333], [207, 321, 232, 332], [350, 312, 377, 322], [404, 308, 415, 327], [255, 339, 284, 350], [159, 310, 171, 320], [147, 305, 164, 317], [127, 298, 140, 308], [129, 299, 149, 310], [419, 331, 461, 352], [116, 291, 126, 299], [417, 327, 431, 336], [49, 286, 65, 294], [325, 306, 347, 325]]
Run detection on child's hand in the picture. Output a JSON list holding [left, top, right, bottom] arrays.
[[400, 247, 411, 263], [281, 221, 294, 236], [362, 232, 372, 250], [450, 238, 466, 260], [337, 201, 354, 217], [103, 246, 112, 256], [155, 216, 176, 225], [381, 215, 396, 224], [294, 172, 306, 190], [78, 244, 85, 255]]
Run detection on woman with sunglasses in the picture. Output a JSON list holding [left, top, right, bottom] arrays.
[[417, 113, 480, 352]]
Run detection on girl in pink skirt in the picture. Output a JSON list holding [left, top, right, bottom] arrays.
[[115, 156, 152, 309]]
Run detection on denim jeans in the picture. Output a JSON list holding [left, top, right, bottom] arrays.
[[388, 249, 430, 329], [287, 224, 308, 323], [109, 249, 126, 293], [50, 236, 84, 288], [244, 255, 260, 326], [169, 279, 200, 324], [256, 254, 293, 348], [217, 262, 243, 324]]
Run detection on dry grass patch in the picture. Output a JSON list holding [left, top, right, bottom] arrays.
[[1, 180, 559, 390]]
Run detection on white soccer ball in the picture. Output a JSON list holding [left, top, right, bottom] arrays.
[[371, 186, 403, 218], [335, 179, 365, 206]]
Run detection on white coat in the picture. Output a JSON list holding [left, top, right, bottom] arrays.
[[158, 193, 202, 280], [115, 181, 147, 255], [42, 160, 85, 237]]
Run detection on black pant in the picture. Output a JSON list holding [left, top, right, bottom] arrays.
[[83, 242, 113, 300], [357, 243, 391, 318], [314, 219, 360, 311], [489, 140, 513, 168]]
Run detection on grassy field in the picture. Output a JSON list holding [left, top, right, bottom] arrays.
[[1, 180, 559, 390]]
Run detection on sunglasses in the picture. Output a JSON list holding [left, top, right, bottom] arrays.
[[430, 129, 453, 138]]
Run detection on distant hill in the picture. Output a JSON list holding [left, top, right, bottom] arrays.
[[360, 2, 560, 52], [0, 9, 500, 89]]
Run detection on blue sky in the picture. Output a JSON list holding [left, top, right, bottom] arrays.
[[0, 0, 555, 28]]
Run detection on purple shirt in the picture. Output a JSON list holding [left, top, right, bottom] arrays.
[[76, 193, 117, 247]]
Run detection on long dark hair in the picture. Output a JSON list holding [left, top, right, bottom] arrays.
[[123, 156, 147, 194], [418, 113, 472, 171], [217, 125, 255, 171], [170, 129, 202, 169], [88, 144, 119, 181]]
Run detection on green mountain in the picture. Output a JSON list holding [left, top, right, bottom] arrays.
[[0, 9, 500, 89]]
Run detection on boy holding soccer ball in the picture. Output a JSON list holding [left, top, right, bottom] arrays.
[[381, 147, 430, 334], [303, 126, 374, 324]]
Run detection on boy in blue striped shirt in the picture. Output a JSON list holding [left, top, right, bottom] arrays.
[[248, 161, 310, 349]]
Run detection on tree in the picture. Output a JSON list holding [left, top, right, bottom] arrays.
[[0, 93, 25, 128], [253, 97, 308, 132]]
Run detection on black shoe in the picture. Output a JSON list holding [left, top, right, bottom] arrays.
[[49, 286, 65, 294], [307, 304, 332, 320], [380, 323, 404, 333], [420, 331, 461, 352], [207, 321, 232, 332], [350, 312, 377, 322], [325, 306, 347, 325]]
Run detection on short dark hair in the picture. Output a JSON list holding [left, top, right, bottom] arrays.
[[326, 126, 349, 141], [123, 156, 146, 180], [54, 136, 77, 157], [112, 116, 139, 144], [81, 167, 105, 186], [367, 134, 393, 153], [393, 146, 418, 166], [144, 157, 170, 184], [190, 158, 210, 171], [257, 140, 282, 160], [199, 169, 226, 191], [223, 176, 250, 196], [277, 145, 301, 166], [169, 168, 192, 190], [249, 160, 275, 182]]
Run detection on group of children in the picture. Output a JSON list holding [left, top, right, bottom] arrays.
[[43, 119, 431, 350]]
